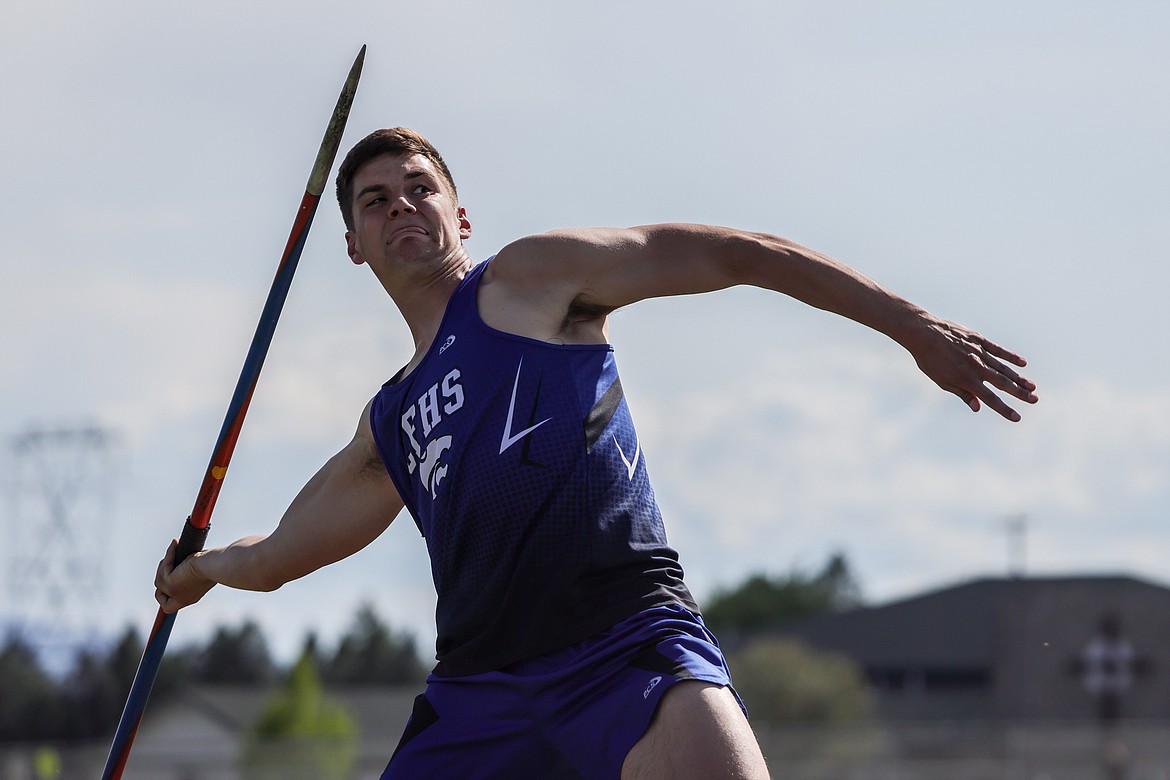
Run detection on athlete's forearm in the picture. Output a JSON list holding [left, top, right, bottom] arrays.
[[686, 227, 931, 347], [161, 467, 397, 610], [725, 228, 1036, 418], [155, 533, 273, 613], [178, 462, 358, 597], [189, 535, 281, 591]]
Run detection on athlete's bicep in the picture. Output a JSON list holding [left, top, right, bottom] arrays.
[[492, 226, 748, 312], [337, 398, 404, 527], [263, 402, 403, 582]]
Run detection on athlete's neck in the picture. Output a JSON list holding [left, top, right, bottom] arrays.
[[385, 248, 474, 366]]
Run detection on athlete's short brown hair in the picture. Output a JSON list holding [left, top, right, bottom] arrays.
[[335, 127, 458, 232]]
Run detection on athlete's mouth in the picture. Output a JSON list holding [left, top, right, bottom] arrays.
[[388, 225, 429, 243]]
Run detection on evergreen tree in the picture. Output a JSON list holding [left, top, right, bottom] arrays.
[[62, 626, 144, 738], [155, 642, 199, 697], [193, 619, 275, 685], [297, 631, 327, 677], [815, 552, 863, 612], [703, 552, 863, 637], [0, 634, 62, 740], [64, 648, 121, 738], [324, 604, 426, 685]]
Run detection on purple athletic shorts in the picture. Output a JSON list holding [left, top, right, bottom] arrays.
[[380, 603, 741, 779]]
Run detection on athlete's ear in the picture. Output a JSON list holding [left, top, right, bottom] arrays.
[[345, 231, 367, 266], [458, 206, 472, 241]]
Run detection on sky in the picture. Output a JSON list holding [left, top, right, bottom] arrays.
[[1, 1, 1168, 664]]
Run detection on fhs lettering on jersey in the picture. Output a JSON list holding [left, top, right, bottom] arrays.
[[402, 368, 464, 498], [499, 357, 553, 455], [614, 434, 641, 480]]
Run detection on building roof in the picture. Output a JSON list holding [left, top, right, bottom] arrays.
[[777, 574, 1169, 670]]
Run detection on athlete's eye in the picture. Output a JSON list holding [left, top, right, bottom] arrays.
[[412, 184, 433, 195]]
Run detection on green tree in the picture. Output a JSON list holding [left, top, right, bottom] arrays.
[[0, 634, 62, 740], [817, 553, 863, 612], [241, 651, 358, 780], [297, 631, 328, 677], [703, 553, 862, 638], [194, 619, 275, 686], [62, 626, 145, 738], [728, 638, 872, 723], [32, 746, 62, 779], [106, 625, 145, 686], [155, 642, 199, 698], [64, 651, 120, 738], [324, 604, 426, 685]]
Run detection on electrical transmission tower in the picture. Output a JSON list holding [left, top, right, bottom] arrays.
[[3, 424, 118, 660]]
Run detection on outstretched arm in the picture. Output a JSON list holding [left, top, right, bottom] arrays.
[[490, 224, 1038, 420], [155, 400, 404, 612]]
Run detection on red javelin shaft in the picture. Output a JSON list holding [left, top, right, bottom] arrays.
[[101, 45, 365, 780]]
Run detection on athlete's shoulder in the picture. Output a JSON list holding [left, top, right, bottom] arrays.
[[495, 228, 642, 266], [484, 229, 636, 309]]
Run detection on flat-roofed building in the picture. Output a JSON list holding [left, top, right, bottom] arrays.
[[775, 575, 1169, 722]]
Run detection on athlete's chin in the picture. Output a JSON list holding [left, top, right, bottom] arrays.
[[384, 240, 435, 260], [383, 247, 451, 271]]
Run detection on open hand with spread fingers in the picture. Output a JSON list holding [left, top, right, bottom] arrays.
[[904, 316, 1038, 422]]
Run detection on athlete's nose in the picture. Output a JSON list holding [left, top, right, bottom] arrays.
[[387, 195, 417, 219]]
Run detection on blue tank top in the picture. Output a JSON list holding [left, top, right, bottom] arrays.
[[370, 259, 696, 676]]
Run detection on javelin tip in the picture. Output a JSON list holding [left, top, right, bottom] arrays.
[[306, 46, 366, 197]]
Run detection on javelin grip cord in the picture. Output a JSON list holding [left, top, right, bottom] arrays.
[[173, 517, 211, 568]]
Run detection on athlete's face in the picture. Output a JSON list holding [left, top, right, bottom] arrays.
[[345, 153, 471, 272]]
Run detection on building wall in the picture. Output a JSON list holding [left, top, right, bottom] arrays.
[[991, 579, 1170, 720]]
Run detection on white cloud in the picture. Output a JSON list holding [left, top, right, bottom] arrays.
[[630, 346, 1170, 602]]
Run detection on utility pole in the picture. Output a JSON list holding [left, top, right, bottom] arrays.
[[1004, 513, 1028, 578]]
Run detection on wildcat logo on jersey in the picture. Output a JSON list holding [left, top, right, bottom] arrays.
[[402, 368, 464, 498], [414, 436, 452, 498]]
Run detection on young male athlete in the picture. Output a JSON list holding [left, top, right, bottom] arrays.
[[155, 128, 1038, 779]]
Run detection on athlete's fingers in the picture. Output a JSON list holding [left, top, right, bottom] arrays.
[[973, 385, 1022, 422], [978, 335, 1029, 368], [155, 539, 178, 587]]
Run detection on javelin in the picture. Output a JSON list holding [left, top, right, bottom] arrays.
[[100, 45, 366, 780]]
